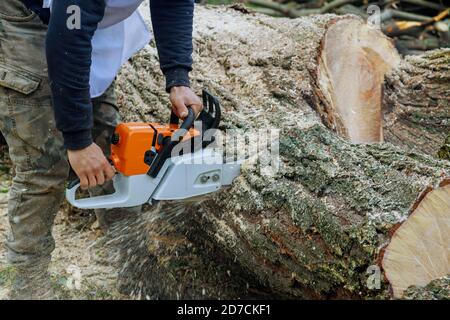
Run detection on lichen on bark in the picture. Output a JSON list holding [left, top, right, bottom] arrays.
[[403, 276, 450, 300], [383, 49, 450, 155]]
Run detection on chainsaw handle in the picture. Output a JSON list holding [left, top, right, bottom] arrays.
[[170, 108, 196, 142], [66, 175, 148, 210], [65, 180, 84, 207], [180, 108, 196, 130], [68, 178, 81, 190], [170, 108, 196, 130], [66, 174, 156, 209]]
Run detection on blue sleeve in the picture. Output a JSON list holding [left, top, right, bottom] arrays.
[[46, 0, 106, 150], [150, 0, 194, 92]]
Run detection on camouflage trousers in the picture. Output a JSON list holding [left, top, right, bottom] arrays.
[[0, 0, 131, 269]]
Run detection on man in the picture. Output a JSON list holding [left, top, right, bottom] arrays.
[[0, 0, 202, 299]]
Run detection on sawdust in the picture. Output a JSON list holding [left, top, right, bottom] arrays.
[[0, 208, 127, 299], [0, 161, 125, 300]]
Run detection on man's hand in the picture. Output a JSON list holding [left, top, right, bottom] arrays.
[[169, 86, 203, 119], [68, 143, 115, 190]]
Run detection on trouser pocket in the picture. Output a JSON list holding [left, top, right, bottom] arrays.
[[0, 61, 62, 173], [0, 0, 35, 22], [0, 2, 48, 78], [0, 62, 41, 95]]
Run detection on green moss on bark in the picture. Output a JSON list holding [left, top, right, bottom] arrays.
[[403, 276, 450, 300]]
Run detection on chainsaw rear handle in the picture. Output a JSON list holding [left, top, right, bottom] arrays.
[[67, 158, 116, 192], [68, 178, 81, 190], [66, 174, 158, 209], [66, 175, 139, 210]]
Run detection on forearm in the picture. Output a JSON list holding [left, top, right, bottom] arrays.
[[150, 0, 194, 91], [46, 0, 106, 150]]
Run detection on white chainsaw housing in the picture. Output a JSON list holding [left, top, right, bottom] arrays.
[[66, 148, 241, 209]]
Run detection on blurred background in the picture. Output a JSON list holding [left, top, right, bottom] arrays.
[[195, 0, 450, 55]]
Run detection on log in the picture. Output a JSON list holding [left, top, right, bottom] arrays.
[[438, 134, 450, 161], [383, 49, 450, 156], [111, 5, 450, 299], [402, 276, 450, 300], [382, 179, 450, 298]]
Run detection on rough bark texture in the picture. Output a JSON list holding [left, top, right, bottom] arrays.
[[438, 134, 450, 160], [383, 49, 450, 156], [110, 5, 450, 299], [403, 276, 450, 300]]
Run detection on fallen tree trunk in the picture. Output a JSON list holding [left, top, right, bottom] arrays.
[[383, 49, 450, 156], [402, 275, 450, 300], [111, 5, 450, 299]]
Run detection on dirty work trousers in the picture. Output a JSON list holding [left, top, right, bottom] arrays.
[[0, 0, 125, 268]]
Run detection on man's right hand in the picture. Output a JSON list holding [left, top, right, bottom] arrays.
[[68, 143, 116, 190]]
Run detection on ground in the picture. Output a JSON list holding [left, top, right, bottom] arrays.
[[0, 205, 125, 300], [0, 149, 125, 300]]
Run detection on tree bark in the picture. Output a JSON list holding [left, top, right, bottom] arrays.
[[383, 49, 450, 156], [111, 5, 450, 299]]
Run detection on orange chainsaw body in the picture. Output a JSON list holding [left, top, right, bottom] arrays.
[[110, 122, 200, 176]]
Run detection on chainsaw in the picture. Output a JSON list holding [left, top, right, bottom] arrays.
[[66, 90, 241, 209]]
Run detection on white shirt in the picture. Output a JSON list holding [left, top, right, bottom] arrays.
[[43, 0, 151, 98]]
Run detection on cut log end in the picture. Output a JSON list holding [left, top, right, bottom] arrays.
[[316, 19, 401, 143], [382, 179, 450, 298]]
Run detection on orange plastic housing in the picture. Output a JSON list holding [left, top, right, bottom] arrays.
[[110, 122, 200, 176]]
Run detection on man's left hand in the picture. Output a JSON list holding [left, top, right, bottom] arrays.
[[169, 86, 203, 119]]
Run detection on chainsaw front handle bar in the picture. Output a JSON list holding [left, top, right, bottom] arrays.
[[170, 107, 195, 129], [181, 108, 196, 130], [171, 108, 196, 142]]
